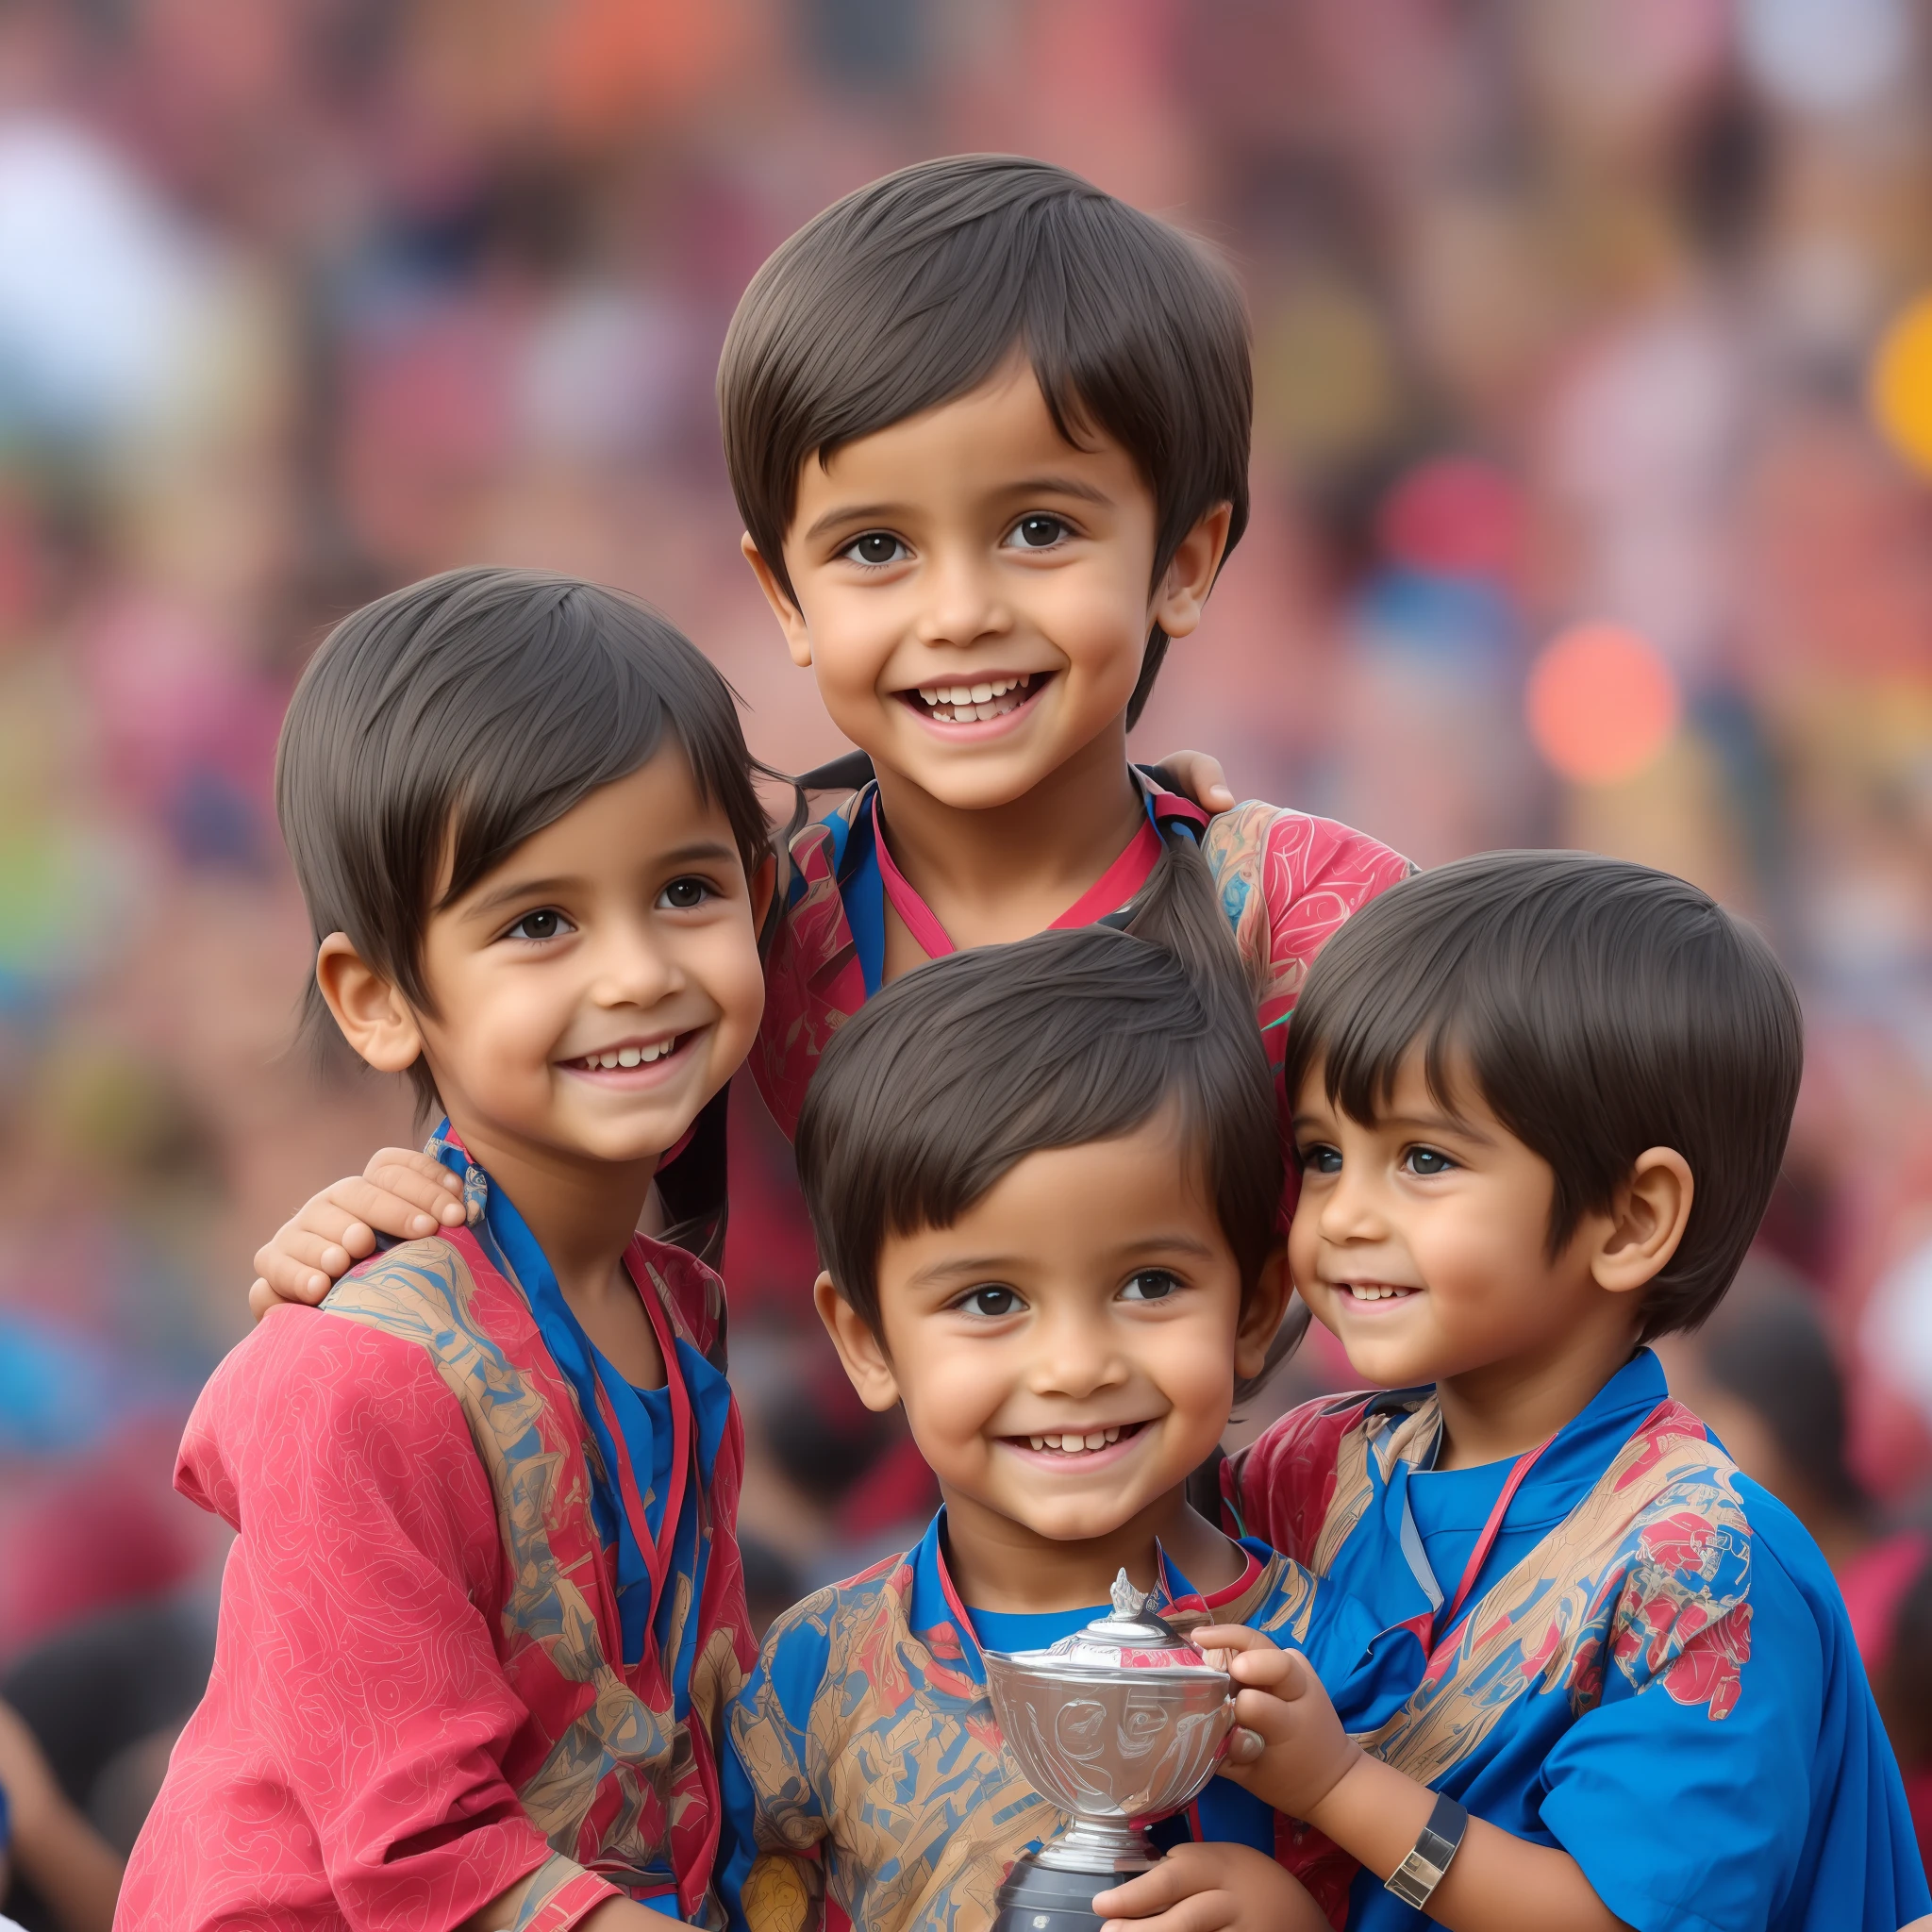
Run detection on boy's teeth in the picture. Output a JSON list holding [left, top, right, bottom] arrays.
[[1348, 1284, 1412, 1301], [1024, 1425, 1124, 1454], [579, 1040, 674, 1071], [914, 673, 1033, 722]]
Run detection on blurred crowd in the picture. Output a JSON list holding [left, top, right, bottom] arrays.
[[5, 0, 1932, 1919]]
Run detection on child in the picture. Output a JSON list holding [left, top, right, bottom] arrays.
[[119, 569, 775, 1930], [720, 924, 1404, 1932], [1096, 852, 1930, 1932], [245, 153, 1409, 1314]]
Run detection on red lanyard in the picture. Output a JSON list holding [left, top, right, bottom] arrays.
[[587, 1242, 692, 1618], [1431, 1436, 1552, 1646], [871, 793, 1167, 960]]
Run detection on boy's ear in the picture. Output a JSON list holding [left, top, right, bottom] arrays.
[[812, 1270, 902, 1413], [1150, 501, 1234, 642], [1590, 1147, 1694, 1298], [315, 934, 426, 1077], [741, 532, 815, 670], [1233, 1242, 1293, 1383]]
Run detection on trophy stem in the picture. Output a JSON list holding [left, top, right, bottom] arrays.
[[1033, 1817, 1155, 1874]]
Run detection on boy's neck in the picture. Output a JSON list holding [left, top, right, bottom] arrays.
[[1431, 1317, 1645, 1471], [871, 719, 1145, 948], [938, 1476, 1243, 1617], [448, 1114, 657, 1310]]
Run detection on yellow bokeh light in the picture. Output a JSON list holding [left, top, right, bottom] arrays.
[[1871, 292, 1932, 475]]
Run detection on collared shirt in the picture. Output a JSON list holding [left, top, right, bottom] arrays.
[[718, 1510, 1407, 1932], [1231, 1350, 1932, 1932]]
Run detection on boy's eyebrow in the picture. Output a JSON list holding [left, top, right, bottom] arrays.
[[458, 842, 741, 922], [1291, 1107, 1495, 1145], [799, 475, 1115, 546], [903, 1232, 1220, 1289]]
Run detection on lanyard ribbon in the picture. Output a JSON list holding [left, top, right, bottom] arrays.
[[1429, 1436, 1552, 1654]]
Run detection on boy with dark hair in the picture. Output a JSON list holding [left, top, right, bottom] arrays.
[[246, 153, 1408, 1313], [120, 569, 776, 1930], [720, 924, 1402, 1932], [1098, 852, 1929, 1932]]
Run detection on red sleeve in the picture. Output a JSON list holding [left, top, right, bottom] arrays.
[[1226, 1395, 1369, 1569], [131, 1307, 619, 1930]]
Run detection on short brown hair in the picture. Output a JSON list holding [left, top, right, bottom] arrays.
[[1283, 851, 1804, 1341], [718, 154, 1252, 727], [276, 566, 770, 1110], [795, 925, 1282, 1354]]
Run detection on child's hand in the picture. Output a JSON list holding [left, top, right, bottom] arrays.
[[246, 1148, 465, 1322], [1094, 1841, 1328, 1932], [1192, 1624, 1362, 1824], [1149, 749, 1235, 814]]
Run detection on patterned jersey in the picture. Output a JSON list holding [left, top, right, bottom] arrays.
[[752, 779, 1413, 1144], [118, 1142, 756, 1932], [1225, 1349, 1931, 1932], [718, 1512, 1406, 1932]]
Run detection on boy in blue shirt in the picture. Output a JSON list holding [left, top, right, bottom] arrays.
[[1103, 851, 1930, 1932]]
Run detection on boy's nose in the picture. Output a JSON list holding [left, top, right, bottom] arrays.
[[914, 551, 1010, 651], [1028, 1311, 1128, 1397], [1319, 1166, 1391, 1243]]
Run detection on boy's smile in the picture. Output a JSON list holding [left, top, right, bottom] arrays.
[[814, 1112, 1288, 1612], [744, 355, 1227, 819]]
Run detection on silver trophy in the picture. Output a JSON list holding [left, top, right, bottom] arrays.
[[982, 1570, 1236, 1932]]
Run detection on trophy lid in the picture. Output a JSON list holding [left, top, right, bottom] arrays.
[[1022, 1570, 1224, 1675]]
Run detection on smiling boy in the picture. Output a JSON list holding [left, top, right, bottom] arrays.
[[120, 571, 774, 1931], [1098, 852, 1930, 1932], [718, 926, 1407, 1932]]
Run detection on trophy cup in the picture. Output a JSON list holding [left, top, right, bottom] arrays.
[[982, 1571, 1236, 1932]]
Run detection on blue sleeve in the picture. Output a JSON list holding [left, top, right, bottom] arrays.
[[1538, 1481, 1930, 1932], [718, 1610, 834, 1932]]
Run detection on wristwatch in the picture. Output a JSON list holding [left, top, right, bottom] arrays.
[[1384, 1792, 1469, 1908]]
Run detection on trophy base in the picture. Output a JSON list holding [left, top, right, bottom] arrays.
[[991, 1850, 1151, 1932]]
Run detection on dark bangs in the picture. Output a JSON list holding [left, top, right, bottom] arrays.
[[1283, 851, 1804, 1341]]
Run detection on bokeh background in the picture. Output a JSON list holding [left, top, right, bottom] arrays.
[[7, 0, 1932, 1916]]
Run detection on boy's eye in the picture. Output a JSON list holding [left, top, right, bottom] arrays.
[[1119, 1269, 1181, 1303], [658, 875, 714, 911], [842, 531, 908, 567], [957, 1285, 1023, 1319], [1300, 1143, 1342, 1174], [506, 908, 571, 942], [1405, 1146, 1457, 1176], [1007, 513, 1068, 550]]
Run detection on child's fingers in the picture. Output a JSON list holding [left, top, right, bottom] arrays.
[[362, 1153, 466, 1222], [1093, 1844, 1220, 1923], [1153, 748, 1237, 813], [266, 1222, 367, 1274], [250, 1237, 339, 1306], [1194, 1625, 1298, 1693], [309, 1178, 443, 1241], [1223, 1724, 1266, 1767]]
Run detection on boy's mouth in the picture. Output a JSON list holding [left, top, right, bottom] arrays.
[[898, 671, 1045, 724], [1004, 1420, 1146, 1459], [1337, 1280, 1419, 1304], [559, 1030, 690, 1074]]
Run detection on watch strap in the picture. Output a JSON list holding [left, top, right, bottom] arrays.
[[1384, 1792, 1469, 1908]]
